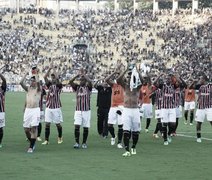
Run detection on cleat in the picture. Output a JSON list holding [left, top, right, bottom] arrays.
[[168, 136, 172, 143], [153, 134, 159, 138], [58, 137, 63, 144], [164, 141, 169, 145], [37, 137, 42, 141], [184, 121, 188, 125], [0, 144, 2, 148], [73, 143, 80, 149], [197, 138, 202, 143], [131, 148, 137, 155], [42, 140, 49, 145], [190, 123, 193, 126], [82, 143, 87, 149], [111, 137, 116, 145], [172, 132, 177, 136], [145, 129, 149, 133], [27, 148, 33, 153], [117, 143, 123, 149], [122, 151, 131, 157]]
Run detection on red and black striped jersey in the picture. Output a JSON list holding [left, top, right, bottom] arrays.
[[161, 84, 175, 109], [197, 83, 212, 109], [154, 88, 163, 110], [46, 84, 62, 109], [174, 87, 182, 107], [0, 84, 6, 112], [74, 85, 92, 111]]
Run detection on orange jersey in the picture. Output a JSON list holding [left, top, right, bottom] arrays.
[[185, 88, 195, 102], [111, 84, 124, 107], [139, 85, 152, 104]]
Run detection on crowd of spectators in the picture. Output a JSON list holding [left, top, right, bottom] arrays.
[[0, 6, 211, 86]]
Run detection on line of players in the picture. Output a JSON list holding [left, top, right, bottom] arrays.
[[0, 64, 211, 156]]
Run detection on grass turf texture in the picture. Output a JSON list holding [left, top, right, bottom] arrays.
[[1, 92, 212, 180]]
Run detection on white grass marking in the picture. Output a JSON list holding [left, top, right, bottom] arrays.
[[177, 134, 212, 141]]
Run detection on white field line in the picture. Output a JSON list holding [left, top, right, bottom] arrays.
[[177, 133, 212, 141]]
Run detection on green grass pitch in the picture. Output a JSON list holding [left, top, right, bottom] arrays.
[[1, 92, 212, 180]]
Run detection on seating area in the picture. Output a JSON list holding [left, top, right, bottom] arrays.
[[0, 7, 211, 85]]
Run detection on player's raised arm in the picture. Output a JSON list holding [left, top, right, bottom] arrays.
[[105, 71, 118, 87], [116, 68, 128, 87], [0, 73, 6, 90], [82, 74, 92, 88], [20, 73, 28, 92], [44, 63, 53, 85]]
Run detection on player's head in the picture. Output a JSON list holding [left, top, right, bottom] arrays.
[[200, 74, 209, 85], [142, 76, 148, 85], [79, 75, 86, 86], [30, 76, 36, 87], [51, 74, 57, 84], [165, 73, 172, 85], [158, 78, 164, 89]]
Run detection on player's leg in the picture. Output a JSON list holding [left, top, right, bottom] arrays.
[[161, 123, 168, 144], [189, 102, 195, 125], [184, 110, 188, 124], [56, 123, 63, 144], [153, 118, 161, 138], [190, 110, 194, 125], [97, 107, 104, 136], [82, 127, 89, 148], [42, 108, 51, 144], [81, 110, 91, 148], [108, 108, 117, 145], [43, 122, 51, 144], [28, 126, 37, 152], [195, 109, 205, 143], [37, 123, 42, 141], [0, 127, 3, 147], [184, 102, 189, 124], [131, 131, 139, 154], [102, 109, 109, 138]]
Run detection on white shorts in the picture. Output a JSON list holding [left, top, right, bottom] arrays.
[[45, 108, 63, 124], [123, 108, 141, 132], [195, 108, 212, 122], [0, 112, 5, 128], [139, 103, 153, 118], [176, 106, 182, 118], [74, 110, 91, 128], [161, 108, 176, 123], [23, 108, 40, 128], [40, 111, 45, 122], [184, 101, 195, 111], [108, 106, 123, 125], [155, 109, 162, 119]]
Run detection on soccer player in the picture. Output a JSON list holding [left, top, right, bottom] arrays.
[[0, 73, 6, 148], [139, 76, 153, 133], [105, 71, 124, 149], [184, 80, 196, 125], [42, 64, 63, 145], [69, 69, 92, 149], [94, 78, 112, 138], [20, 73, 41, 153], [173, 76, 186, 135], [151, 79, 163, 138], [154, 73, 177, 145], [195, 75, 212, 143], [117, 65, 143, 156]]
